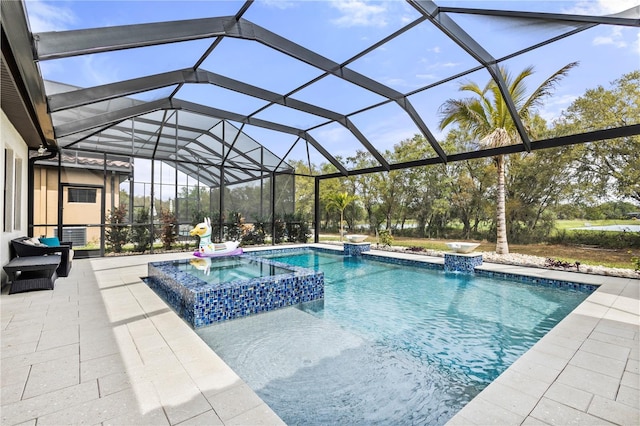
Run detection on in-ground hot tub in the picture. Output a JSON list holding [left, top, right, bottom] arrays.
[[146, 255, 324, 327]]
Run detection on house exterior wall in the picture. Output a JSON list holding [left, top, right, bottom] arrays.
[[1, 110, 29, 284], [33, 166, 121, 247]]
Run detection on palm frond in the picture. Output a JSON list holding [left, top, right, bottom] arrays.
[[440, 63, 576, 147], [467, 100, 492, 137], [523, 62, 579, 112], [438, 99, 468, 130], [459, 80, 486, 97], [510, 65, 535, 101], [438, 97, 490, 136]]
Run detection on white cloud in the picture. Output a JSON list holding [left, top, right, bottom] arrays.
[[566, 0, 639, 53], [538, 94, 578, 123], [567, 0, 638, 15], [400, 15, 413, 24], [316, 126, 351, 144], [422, 61, 459, 70], [330, 0, 388, 28], [25, 0, 76, 32], [416, 73, 437, 80], [593, 26, 629, 48], [383, 77, 407, 86], [82, 56, 118, 86], [259, 0, 299, 10]]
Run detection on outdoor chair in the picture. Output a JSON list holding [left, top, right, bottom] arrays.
[[10, 237, 74, 277]]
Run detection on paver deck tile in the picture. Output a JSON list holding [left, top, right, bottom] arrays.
[[530, 397, 617, 426], [543, 381, 593, 412], [587, 395, 640, 425]]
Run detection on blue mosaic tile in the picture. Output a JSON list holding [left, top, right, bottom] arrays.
[[361, 253, 443, 271], [343, 243, 371, 256], [444, 253, 483, 273], [474, 269, 597, 294], [147, 255, 324, 328]]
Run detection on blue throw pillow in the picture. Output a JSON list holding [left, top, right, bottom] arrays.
[[39, 236, 61, 247]]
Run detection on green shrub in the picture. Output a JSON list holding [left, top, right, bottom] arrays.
[[105, 204, 129, 253], [631, 252, 640, 272], [273, 216, 286, 244], [241, 224, 265, 246], [284, 213, 311, 243], [378, 229, 393, 247], [225, 211, 243, 241], [131, 207, 151, 252], [549, 230, 640, 249], [158, 209, 178, 250]]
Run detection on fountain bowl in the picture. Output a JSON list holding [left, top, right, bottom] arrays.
[[445, 242, 480, 254]]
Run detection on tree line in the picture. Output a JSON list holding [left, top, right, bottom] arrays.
[[294, 70, 639, 252]]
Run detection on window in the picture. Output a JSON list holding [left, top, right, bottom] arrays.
[[68, 187, 97, 203], [4, 149, 14, 231], [3, 149, 23, 231], [14, 158, 22, 229]]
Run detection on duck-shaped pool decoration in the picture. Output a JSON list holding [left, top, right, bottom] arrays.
[[189, 217, 242, 257]]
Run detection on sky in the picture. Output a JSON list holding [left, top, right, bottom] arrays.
[[24, 0, 640, 168]]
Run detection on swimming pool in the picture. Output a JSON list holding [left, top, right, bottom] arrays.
[[196, 249, 593, 425]]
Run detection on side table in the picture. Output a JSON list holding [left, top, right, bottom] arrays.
[[3, 255, 61, 294]]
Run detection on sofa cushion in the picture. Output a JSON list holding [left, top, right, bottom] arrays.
[[27, 237, 46, 246], [40, 236, 61, 246]]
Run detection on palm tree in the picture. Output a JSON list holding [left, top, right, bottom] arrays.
[[326, 191, 358, 242], [438, 63, 577, 254]]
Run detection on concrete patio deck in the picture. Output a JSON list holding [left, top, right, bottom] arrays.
[[1, 245, 638, 425]]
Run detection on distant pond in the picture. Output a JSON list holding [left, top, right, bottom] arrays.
[[572, 225, 640, 232]]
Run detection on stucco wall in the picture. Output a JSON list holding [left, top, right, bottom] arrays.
[[33, 166, 120, 246], [1, 110, 29, 284]]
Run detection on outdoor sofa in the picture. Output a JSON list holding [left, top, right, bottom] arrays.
[[10, 236, 74, 277]]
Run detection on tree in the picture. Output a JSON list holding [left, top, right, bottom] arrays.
[[349, 152, 383, 232], [290, 159, 318, 220], [392, 135, 451, 237], [438, 63, 578, 254], [506, 145, 580, 243], [554, 71, 640, 204], [326, 191, 358, 241], [437, 129, 494, 239]]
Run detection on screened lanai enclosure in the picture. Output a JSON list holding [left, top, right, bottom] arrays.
[[2, 0, 639, 255]]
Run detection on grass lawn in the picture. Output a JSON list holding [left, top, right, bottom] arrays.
[[319, 234, 639, 270], [554, 219, 639, 230]]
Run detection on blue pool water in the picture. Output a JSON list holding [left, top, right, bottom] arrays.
[[176, 256, 294, 285], [196, 250, 591, 425]]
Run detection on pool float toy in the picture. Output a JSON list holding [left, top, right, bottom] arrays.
[[190, 257, 211, 275], [189, 217, 243, 257]]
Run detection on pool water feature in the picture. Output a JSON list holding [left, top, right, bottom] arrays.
[[196, 249, 594, 425], [146, 255, 324, 327]]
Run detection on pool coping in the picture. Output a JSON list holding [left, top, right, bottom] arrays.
[[1, 244, 637, 425]]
